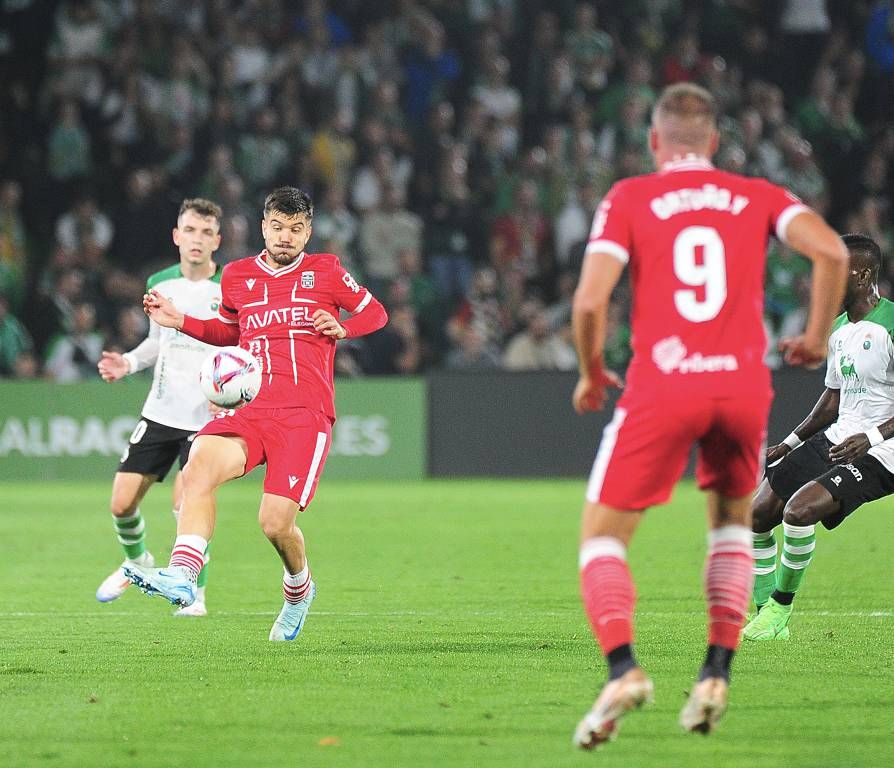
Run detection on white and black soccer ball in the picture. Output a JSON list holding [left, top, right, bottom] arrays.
[[199, 346, 262, 407]]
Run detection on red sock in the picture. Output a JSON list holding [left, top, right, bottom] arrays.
[[169, 535, 206, 579], [579, 537, 636, 654], [705, 526, 754, 649], [283, 566, 312, 604]]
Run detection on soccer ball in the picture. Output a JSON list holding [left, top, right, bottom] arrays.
[[199, 346, 262, 407]]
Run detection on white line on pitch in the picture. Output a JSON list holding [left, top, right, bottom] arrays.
[[0, 610, 891, 618]]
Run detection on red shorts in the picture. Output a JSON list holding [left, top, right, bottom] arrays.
[[586, 395, 771, 510], [199, 406, 332, 509]]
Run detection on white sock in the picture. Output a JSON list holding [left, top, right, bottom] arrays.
[[284, 564, 309, 586], [283, 563, 311, 603]]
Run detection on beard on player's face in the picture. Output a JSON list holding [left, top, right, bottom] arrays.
[[265, 238, 308, 265], [262, 216, 311, 265], [267, 246, 297, 264]]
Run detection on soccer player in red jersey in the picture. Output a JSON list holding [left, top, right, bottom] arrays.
[[570, 84, 849, 747], [125, 186, 388, 641]]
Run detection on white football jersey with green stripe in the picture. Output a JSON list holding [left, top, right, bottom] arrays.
[[125, 264, 223, 431], [824, 298, 894, 473]]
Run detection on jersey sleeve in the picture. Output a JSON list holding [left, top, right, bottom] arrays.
[[330, 257, 374, 313], [761, 180, 811, 245], [122, 321, 160, 373], [824, 334, 841, 389], [585, 182, 633, 265], [218, 264, 238, 324], [329, 256, 389, 338]]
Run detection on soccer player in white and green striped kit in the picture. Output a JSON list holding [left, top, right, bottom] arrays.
[[745, 233, 894, 639], [95, 198, 225, 616]]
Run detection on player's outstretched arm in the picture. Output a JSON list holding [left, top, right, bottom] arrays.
[[767, 388, 840, 464], [571, 250, 625, 414], [778, 211, 849, 367], [143, 289, 185, 330], [337, 294, 388, 338], [143, 288, 240, 346], [97, 351, 129, 382]]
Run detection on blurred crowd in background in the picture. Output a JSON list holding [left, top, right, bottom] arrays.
[[0, 0, 893, 381]]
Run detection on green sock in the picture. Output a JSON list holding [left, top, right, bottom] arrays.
[[776, 522, 815, 594], [114, 509, 146, 561], [752, 530, 777, 608], [197, 543, 210, 588]]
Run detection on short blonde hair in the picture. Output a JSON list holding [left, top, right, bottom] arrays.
[[179, 197, 223, 224], [652, 83, 718, 149]]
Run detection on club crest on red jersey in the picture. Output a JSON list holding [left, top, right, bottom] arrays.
[[301, 271, 314, 289]]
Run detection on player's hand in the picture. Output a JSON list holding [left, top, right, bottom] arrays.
[[97, 350, 129, 382], [765, 442, 792, 466], [312, 309, 346, 339], [143, 289, 185, 329], [828, 434, 870, 464], [777, 334, 826, 368], [572, 366, 623, 414]]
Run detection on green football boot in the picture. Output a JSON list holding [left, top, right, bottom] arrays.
[[742, 597, 792, 641]]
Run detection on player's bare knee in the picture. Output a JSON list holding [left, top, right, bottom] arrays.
[[181, 459, 218, 495], [782, 502, 816, 527], [109, 496, 139, 518], [750, 482, 782, 532], [782, 485, 827, 527], [751, 498, 782, 532], [258, 515, 291, 542]]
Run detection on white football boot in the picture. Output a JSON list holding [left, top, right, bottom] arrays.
[[269, 582, 316, 641], [96, 552, 154, 603], [174, 600, 208, 617], [123, 564, 197, 607], [679, 677, 728, 734], [573, 667, 654, 749]]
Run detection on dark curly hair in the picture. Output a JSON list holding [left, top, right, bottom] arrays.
[[263, 186, 314, 219]]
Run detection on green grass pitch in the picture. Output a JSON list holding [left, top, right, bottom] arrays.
[[1, 478, 891, 767]]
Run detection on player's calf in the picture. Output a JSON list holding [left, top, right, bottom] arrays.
[[705, 526, 753, 650]]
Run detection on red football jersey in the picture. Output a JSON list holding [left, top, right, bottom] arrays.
[[587, 157, 809, 399], [219, 251, 374, 419]]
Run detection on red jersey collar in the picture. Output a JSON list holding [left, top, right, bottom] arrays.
[[255, 250, 307, 277], [660, 155, 715, 173]]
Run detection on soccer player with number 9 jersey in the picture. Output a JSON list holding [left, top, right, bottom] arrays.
[[570, 83, 849, 748], [127, 187, 388, 641]]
